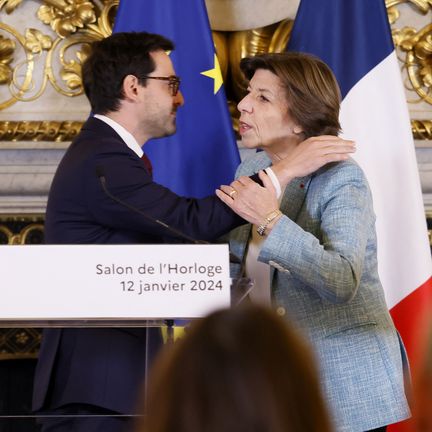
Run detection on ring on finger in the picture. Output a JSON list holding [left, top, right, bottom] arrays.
[[229, 189, 237, 198]]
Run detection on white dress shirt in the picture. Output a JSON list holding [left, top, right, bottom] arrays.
[[94, 114, 144, 158]]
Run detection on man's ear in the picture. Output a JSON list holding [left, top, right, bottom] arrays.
[[122, 74, 140, 101]]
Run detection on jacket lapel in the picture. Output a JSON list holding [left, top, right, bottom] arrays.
[[279, 175, 313, 222], [268, 175, 312, 282]]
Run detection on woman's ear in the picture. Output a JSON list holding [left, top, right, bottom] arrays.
[[293, 124, 304, 135]]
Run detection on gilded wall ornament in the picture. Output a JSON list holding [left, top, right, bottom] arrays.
[[0, 34, 14, 84], [387, 0, 432, 106], [0, 0, 24, 14], [386, 0, 432, 14], [393, 23, 432, 104], [38, 0, 97, 39], [24, 28, 52, 54], [0, 0, 118, 110], [412, 119, 432, 139], [0, 120, 83, 141]]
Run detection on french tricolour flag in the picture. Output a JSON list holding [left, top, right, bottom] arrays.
[[288, 1, 432, 429]]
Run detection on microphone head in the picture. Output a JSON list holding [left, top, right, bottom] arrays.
[[95, 166, 105, 179]]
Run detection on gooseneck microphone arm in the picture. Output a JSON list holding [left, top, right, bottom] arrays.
[[95, 166, 208, 245], [95, 166, 242, 264]]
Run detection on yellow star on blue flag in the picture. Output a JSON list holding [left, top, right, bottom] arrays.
[[201, 54, 223, 94]]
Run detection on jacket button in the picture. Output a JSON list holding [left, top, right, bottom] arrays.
[[276, 306, 286, 316]]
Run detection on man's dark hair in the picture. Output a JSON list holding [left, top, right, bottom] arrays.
[[82, 32, 174, 114]]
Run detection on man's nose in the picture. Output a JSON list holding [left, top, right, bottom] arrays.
[[174, 90, 184, 106]]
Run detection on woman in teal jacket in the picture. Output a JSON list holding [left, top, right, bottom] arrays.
[[217, 52, 410, 432]]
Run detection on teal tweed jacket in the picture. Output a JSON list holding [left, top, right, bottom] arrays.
[[229, 152, 410, 431]]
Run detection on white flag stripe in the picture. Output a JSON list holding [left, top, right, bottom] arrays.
[[340, 51, 432, 309]]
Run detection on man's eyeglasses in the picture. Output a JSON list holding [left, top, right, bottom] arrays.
[[143, 75, 181, 96]]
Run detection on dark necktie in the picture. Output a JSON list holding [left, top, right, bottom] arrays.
[[141, 153, 153, 176]]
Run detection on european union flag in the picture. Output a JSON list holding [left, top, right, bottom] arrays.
[[114, 0, 240, 198]]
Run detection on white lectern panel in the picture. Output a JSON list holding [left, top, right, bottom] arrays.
[[0, 244, 230, 321]]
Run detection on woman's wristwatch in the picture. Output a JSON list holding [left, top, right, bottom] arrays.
[[256, 209, 282, 236]]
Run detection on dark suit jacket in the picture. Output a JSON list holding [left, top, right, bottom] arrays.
[[33, 117, 243, 414]]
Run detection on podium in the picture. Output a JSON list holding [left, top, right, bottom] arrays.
[[0, 244, 252, 430]]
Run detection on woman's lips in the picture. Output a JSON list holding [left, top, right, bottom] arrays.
[[239, 121, 252, 135]]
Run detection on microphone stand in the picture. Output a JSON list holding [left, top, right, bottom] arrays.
[[95, 167, 242, 264]]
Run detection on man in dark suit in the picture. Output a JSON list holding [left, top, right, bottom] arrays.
[[32, 32, 354, 432], [32, 32, 245, 432]]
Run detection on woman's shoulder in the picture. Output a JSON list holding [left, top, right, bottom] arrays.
[[314, 157, 367, 184]]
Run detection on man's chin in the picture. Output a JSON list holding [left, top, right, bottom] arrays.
[[158, 127, 176, 139]]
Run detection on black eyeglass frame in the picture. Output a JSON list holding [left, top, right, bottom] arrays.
[[142, 75, 181, 96]]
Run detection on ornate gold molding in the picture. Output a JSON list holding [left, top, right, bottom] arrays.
[[1, 119, 429, 142], [0, 0, 118, 110], [0, 215, 44, 245], [0, 223, 44, 244], [0, 120, 83, 141], [0, 327, 42, 360], [0, 33, 14, 84], [387, 0, 432, 106], [412, 120, 432, 139]]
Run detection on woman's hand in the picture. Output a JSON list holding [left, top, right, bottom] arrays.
[[216, 170, 280, 228]]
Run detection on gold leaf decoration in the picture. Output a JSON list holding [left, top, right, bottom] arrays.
[[0, 34, 15, 84], [415, 31, 432, 87], [387, 6, 400, 25], [58, 42, 91, 91], [392, 27, 417, 50], [37, 0, 96, 39], [0, 0, 23, 14], [60, 58, 83, 90], [24, 28, 52, 54], [396, 23, 432, 103], [76, 42, 91, 64], [412, 119, 432, 139], [0, 120, 83, 141], [386, 0, 432, 14], [407, 0, 432, 14], [0, 64, 11, 84]]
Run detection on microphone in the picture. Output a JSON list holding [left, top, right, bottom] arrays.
[[95, 166, 241, 263]]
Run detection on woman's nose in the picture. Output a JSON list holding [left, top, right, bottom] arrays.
[[237, 94, 252, 113]]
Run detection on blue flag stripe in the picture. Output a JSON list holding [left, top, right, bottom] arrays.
[[288, 0, 394, 99]]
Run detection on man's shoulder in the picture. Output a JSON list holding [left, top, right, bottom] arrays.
[[68, 117, 130, 156], [76, 117, 121, 143]]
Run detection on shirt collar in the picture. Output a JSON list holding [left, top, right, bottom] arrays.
[[94, 114, 144, 158]]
